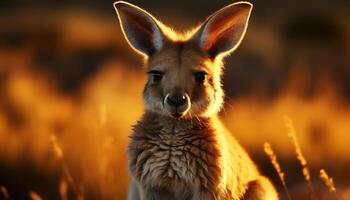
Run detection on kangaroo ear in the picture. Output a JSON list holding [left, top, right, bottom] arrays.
[[114, 1, 165, 57], [192, 2, 253, 59]]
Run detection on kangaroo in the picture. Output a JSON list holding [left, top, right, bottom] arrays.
[[113, 1, 278, 200]]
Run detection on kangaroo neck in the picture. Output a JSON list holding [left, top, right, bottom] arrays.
[[138, 111, 218, 136]]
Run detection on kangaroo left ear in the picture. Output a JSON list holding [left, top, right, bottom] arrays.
[[114, 1, 165, 57], [192, 2, 253, 59]]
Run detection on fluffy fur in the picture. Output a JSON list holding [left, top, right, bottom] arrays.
[[128, 113, 278, 200], [113, 1, 279, 199]]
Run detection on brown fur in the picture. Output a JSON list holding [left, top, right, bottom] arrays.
[[144, 42, 223, 118], [114, 1, 279, 199]]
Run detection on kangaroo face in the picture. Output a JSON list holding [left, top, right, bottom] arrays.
[[114, 1, 252, 118], [144, 42, 221, 118]]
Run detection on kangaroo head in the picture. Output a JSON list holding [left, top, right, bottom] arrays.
[[114, 1, 252, 119]]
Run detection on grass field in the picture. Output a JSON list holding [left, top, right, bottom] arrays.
[[0, 1, 349, 199], [0, 65, 349, 199]]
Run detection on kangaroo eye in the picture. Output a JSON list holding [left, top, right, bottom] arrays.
[[194, 71, 207, 83], [148, 70, 163, 83], [153, 73, 162, 82]]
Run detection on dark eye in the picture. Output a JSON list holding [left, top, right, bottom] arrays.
[[194, 71, 207, 83], [148, 70, 163, 83]]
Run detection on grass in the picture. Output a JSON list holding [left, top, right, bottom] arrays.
[[1, 116, 341, 200], [50, 134, 84, 200], [0, 186, 10, 200], [319, 169, 338, 199], [264, 142, 292, 200], [264, 116, 339, 200], [29, 192, 42, 200], [0, 66, 347, 199]]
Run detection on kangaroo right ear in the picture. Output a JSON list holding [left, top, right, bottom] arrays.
[[114, 1, 165, 57], [192, 2, 253, 59]]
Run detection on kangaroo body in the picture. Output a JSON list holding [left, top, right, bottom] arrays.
[[128, 113, 277, 200], [113, 1, 279, 199]]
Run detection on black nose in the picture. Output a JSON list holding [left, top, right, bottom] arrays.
[[167, 94, 187, 107]]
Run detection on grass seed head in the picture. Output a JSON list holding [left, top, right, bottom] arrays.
[[29, 191, 43, 200], [319, 169, 336, 193], [264, 142, 292, 200]]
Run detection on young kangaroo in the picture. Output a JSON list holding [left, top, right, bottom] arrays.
[[114, 1, 278, 200]]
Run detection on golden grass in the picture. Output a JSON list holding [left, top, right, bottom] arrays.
[[0, 8, 348, 199], [59, 177, 69, 200], [319, 169, 337, 196], [0, 185, 10, 200], [264, 115, 337, 200], [263, 142, 292, 200], [51, 135, 63, 158], [0, 63, 144, 198], [284, 115, 318, 199], [0, 58, 348, 198], [29, 191, 43, 200], [223, 93, 350, 165], [51, 134, 84, 200], [265, 116, 341, 199]]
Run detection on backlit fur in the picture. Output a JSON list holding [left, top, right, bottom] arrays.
[[114, 1, 279, 199], [143, 42, 224, 118]]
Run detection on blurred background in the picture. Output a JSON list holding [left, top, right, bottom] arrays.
[[0, 0, 349, 199]]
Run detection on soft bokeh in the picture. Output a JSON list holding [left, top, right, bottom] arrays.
[[0, 0, 349, 199]]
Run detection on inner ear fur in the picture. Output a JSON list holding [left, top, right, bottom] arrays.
[[114, 1, 166, 57], [192, 2, 253, 59]]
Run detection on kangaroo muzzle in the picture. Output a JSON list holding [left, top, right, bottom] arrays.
[[164, 93, 191, 118]]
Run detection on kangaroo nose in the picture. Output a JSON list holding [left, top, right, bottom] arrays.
[[166, 94, 187, 107]]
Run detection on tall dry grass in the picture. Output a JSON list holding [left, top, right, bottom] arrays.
[[319, 169, 336, 193], [223, 92, 350, 164], [0, 186, 10, 200], [29, 191, 42, 200], [283, 116, 318, 199], [264, 143, 292, 200], [0, 62, 144, 199], [59, 177, 69, 200], [0, 54, 349, 199], [51, 134, 84, 199], [263, 116, 346, 200]]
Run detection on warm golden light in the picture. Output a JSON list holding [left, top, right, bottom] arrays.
[[0, 1, 349, 199], [319, 169, 336, 193], [264, 142, 292, 200], [29, 191, 42, 200]]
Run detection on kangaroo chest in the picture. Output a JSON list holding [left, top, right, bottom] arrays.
[[128, 117, 221, 192]]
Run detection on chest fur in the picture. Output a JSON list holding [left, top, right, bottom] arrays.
[[128, 116, 221, 191]]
